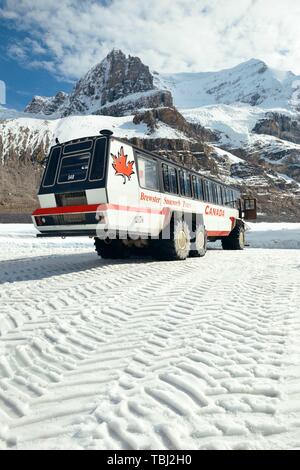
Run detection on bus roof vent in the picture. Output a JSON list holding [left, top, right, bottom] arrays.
[[99, 129, 113, 136]]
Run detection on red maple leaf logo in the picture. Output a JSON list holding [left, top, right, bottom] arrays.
[[111, 146, 135, 184]]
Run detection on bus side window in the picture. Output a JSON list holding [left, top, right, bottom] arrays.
[[210, 182, 214, 204], [192, 176, 203, 200], [162, 164, 170, 192], [199, 179, 204, 200], [192, 176, 198, 200], [233, 191, 237, 208], [211, 184, 214, 203], [217, 185, 223, 205], [162, 164, 178, 194], [179, 170, 184, 196], [225, 188, 230, 206], [230, 190, 234, 207], [221, 186, 226, 206], [203, 179, 209, 202], [138, 155, 159, 191], [207, 180, 214, 203], [170, 166, 178, 194], [185, 172, 192, 197], [212, 183, 218, 204], [227, 190, 232, 207], [180, 171, 192, 198]]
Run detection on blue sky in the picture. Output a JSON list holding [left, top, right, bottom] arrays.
[[0, 22, 71, 110], [1, 0, 300, 111]]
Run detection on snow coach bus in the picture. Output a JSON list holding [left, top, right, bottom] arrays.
[[32, 130, 257, 260]]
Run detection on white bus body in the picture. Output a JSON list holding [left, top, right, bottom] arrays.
[[32, 131, 256, 260]]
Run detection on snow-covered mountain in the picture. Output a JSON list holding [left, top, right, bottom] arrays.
[[24, 50, 172, 117], [24, 56, 300, 117], [156, 58, 300, 111], [1, 51, 300, 221]]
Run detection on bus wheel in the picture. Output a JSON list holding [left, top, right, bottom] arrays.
[[221, 224, 245, 250], [94, 238, 126, 259], [151, 219, 191, 261], [190, 226, 207, 257]]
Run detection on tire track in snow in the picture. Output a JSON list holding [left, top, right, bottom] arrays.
[[1, 255, 205, 446], [0, 247, 299, 449]]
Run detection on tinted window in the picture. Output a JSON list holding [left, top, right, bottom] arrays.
[[224, 189, 230, 206], [192, 176, 204, 200], [63, 140, 93, 154], [221, 186, 226, 205], [179, 170, 192, 197], [202, 179, 209, 201], [43, 146, 61, 187], [162, 164, 169, 191], [233, 191, 240, 208], [138, 155, 159, 190], [90, 138, 106, 181], [211, 183, 218, 204], [58, 154, 90, 183], [206, 180, 214, 203], [216, 185, 223, 205], [162, 164, 178, 194], [224, 189, 235, 207]]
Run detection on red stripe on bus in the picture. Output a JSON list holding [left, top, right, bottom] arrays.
[[32, 204, 170, 217], [32, 204, 99, 216], [207, 231, 230, 237]]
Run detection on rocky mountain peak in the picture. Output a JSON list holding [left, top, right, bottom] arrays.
[[24, 49, 169, 117], [24, 91, 68, 115], [69, 48, 155, 111]]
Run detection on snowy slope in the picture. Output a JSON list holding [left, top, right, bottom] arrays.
[[181, 104, 300, 150], [0, 224, 299, 450], [154, 59, 300, 179], [155, 59, 300, 111], [0, 111, 188, 163], [181, 104, 263, 146]]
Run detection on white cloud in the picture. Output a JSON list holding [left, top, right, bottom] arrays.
[[2, 0, 300, 80]]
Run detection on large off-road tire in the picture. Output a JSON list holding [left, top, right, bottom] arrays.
[[94, 238, 126, 259], [221, 223, 245, 250], [150, 219, 191, 261], [189, 226, 207, 257]]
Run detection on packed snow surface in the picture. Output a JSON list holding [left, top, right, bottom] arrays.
[[0, 224, 299, 450]]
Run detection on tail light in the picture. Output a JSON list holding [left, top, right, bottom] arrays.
[[35, 216, 45, 226]]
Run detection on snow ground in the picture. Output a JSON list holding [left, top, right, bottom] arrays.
[[0, 224, 299, 450]]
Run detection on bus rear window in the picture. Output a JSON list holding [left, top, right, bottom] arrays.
[[43, 147, 61, 187], [58, 154, 90, 184], [63, 140, 92, 154], [90, 138, 107, 181]]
